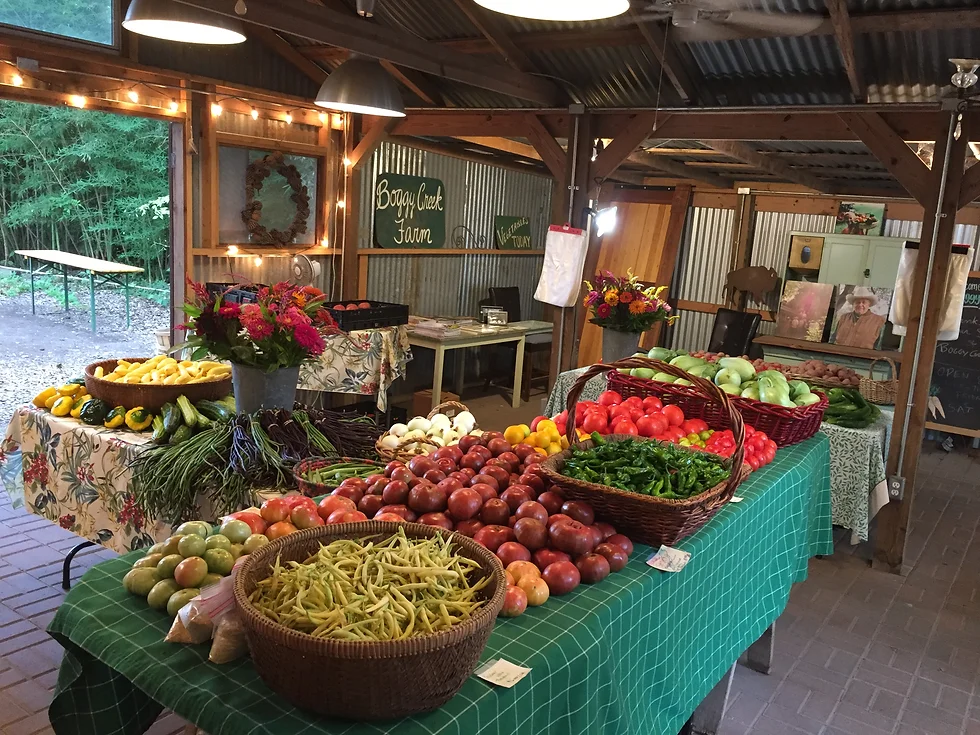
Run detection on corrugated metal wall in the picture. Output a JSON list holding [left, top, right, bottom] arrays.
[[884, 219, 980, 269], [358, 141, 552, 319]]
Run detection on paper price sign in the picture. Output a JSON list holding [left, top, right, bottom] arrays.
[[476, 658, 531, 688], [646, 545, 692, 573]]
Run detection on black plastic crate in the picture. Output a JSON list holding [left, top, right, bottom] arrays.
[[206, 283, 261, 304], [326, 300, 409, 331]]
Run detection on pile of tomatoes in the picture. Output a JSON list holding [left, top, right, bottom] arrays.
[[705, 426, 777, 470], [309, 431, 634, 618]]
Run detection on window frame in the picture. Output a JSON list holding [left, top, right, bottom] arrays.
[[0, 0, 120, 51]]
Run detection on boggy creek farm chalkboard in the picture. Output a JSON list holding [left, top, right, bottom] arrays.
[[931, 277, 980, 432], [374, 173, 446, 248]]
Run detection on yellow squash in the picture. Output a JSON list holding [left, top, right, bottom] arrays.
[[51, 396, 74, 417]]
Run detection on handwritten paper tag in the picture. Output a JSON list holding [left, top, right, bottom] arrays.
[[475, 658, 531, 688], [729, 496, 744, 503], [646, 545, 692, 573]]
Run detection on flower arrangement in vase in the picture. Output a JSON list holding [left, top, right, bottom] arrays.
[[583, 270, 678, 362]]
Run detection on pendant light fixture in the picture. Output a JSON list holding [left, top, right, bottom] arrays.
[[315, 55, 405, 118], [472, 0, 629, 22], [123, 0, 247, 45]]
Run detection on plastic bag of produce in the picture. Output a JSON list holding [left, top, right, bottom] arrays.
[[165, 600, 214, 645], [209, 612, 248, 664]]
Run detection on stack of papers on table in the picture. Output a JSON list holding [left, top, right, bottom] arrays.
[[411, 319, 451, 338]]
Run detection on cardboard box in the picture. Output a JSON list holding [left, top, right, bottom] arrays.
[[413, 390, 460, 418], [789, 235, 824, 270]]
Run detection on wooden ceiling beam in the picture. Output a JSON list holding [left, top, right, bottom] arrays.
[[590, 112, 659, 181], [704, 140, 833, 193], [825, 0, 863, 101], [449, 0, 534, 73], [524, 114, 567, 180], [250, 25, 328, 83], [349, 117, 397, 169], [628, 150, 734, 189], [456, 136, 541, 160], [380, 61, 444, 106], [297, 8, 980, 59], [837, 112, 931, 205], [958, 161, 980, 209], [174, 0, 560, 105], [630, 14, 697, 104]]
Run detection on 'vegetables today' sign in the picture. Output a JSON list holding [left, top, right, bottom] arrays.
[[374, 173, 446, 248], [494, 215, 534, 250]]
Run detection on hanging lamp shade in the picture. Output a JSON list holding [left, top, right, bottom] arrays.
[[123, 0, 247, 44], [472, 0, 629, 21], [315, 57, 405, 118]]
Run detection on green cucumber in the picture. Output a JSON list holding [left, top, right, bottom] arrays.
[[169, 425, 193, 445], [195, 400, 233, 422], [176, 395, 200, 428]]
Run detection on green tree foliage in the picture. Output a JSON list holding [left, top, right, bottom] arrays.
[[0, 0, 113, 45], [0, 100, 171, 282]]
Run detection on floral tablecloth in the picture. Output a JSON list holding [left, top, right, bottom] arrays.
[[299, 326, 411, 411], [546, 368, 892, 543], [1, 407, 169, 553]]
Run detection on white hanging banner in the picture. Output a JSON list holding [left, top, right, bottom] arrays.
[[890, 242, 974, 341], [534, 224, 588, 308]]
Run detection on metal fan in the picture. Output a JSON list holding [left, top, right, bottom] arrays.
[[619, 0, 825, 42], [291, 254, 322, 286]]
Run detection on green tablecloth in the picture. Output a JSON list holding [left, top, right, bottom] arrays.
[[48, 436, 831, 735], [546, 367, 889, 542]]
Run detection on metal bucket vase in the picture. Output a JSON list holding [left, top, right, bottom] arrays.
[[601, 329, 641, 364], [231, 364, 300, 413]]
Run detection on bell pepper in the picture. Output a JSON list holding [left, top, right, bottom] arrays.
[[104, 406, 126, 429], [124, 407, 153, 432]]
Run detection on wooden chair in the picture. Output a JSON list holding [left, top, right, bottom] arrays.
[[483, 287, 552, 403]]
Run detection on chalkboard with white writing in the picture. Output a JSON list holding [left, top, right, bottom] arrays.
[[931, 277, 980, 432], [374, 173, 446, 249]]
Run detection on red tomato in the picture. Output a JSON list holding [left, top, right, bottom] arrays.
[[747, 455, 761, 471], [662, 404, 685, 427], [609, 404, 633, 421], [762, 445, 776, 464], [581, 412, 608, 434], [766, 439, 778, 454], [611, 419, 638, 436], [744, 425, 756, 438], [642, 396, 663, 413], [623, 396, 644, 409], [681, 419, 708, 434], [260, 498, 291, 523], [635, 416, 659, 438], [754, 431, 769, 445], [597, 390, 623, 407]]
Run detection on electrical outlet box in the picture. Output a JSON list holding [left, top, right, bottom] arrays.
[[888, 475, 905, 501]]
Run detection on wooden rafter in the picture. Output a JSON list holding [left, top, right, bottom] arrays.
[[250, 25, 327, 83], [628, 150, 733, 190], [380, 61, 444, 106], [590, 112, 658, 181], [449, 0, 534, 73], [629, 12, 697, 104], [825, 0, 863, 100], [349, 117, 397, 169], [837, 112, 931, 205], [175, 0, 560, 105], [297, 8, 980, 60], [959, 163, 980, 209], [524, 114, 566, 181], [703, 140, 833, 194], [457, 136, 541, 160]]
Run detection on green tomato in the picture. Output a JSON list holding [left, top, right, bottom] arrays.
[[203, 548, 235, 576], [160, 536, 184, 556], [175, 521, 210, 538], [228, 544, 244, 560], [205, 534, 232, 551], [146, 542, 166, 556], [123, 567, 160, 597], [146, 579, 181, 610], [699, 430, 713, 441], [679, 438, 690, 446], [219, 519, 252, 544], [174, 557, 209, 588], [243, 534, 269, 554], [200, 573, 223, 588], [156, 554, 183, 579], [177, 534, 207, 558], [167, 588, 200, 617], [133, 553, 163, 569]]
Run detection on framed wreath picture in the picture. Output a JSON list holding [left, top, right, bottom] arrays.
[[241, 150, 311, 245]]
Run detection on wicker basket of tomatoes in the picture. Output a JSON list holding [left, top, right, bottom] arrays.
[[540, 358, 750, 548]]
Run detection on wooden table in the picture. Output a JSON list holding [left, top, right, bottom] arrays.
[[409, 320, 552, 410], [15, 250, 144, 332]]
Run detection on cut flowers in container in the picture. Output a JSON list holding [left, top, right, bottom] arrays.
[[583, 270, 677, 333], [180, 281, 343, 371]]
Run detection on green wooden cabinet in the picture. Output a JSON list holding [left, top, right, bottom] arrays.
[[788, 232, 905, 289]]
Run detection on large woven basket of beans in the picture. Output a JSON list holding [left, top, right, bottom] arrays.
[[233, 521, 506, 720], [540, 358, 749, 548]]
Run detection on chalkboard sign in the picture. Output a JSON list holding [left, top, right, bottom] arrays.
[[374, 173, 446, 248], [931, 277, 980, 432], [494, 215, 533, 249]]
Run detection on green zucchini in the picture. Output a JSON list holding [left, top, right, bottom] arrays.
[[195, 399, 233, 422], [176, 395, 200, 428], [160, 403, 181, 435], [150, 416, 167, 444], [169, 425, 193, 445]]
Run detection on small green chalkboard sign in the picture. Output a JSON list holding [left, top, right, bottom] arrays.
[[494, 215, 533, 250], [374, 173, 446, 248]]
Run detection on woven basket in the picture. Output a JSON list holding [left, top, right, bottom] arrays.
[[859, 358, 898, 405], [782, 372, 851, 391], [84, 357, 231, 412], [292, 456, 384, 496], [375, 401, 478, 462], [608, 371, 828, 447], [234, 521, 506, 720], [540, 358, 749, 548]]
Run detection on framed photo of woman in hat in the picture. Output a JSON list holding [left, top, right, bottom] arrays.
[[830, 285, 893, 349]]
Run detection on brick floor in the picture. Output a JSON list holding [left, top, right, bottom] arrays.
[[0, 446, 977, 734]]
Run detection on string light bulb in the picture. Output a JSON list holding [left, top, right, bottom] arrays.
[[284, 112, 293, 125], [343, 157, 352, 167], [210, 102, 223, 116], [253, 256, 263, 266], [69, 95, 87, 108], [127, 89, 139, 103], [11, 73, 23, 87], [226, 245, 239, 255], [250, 107, 259, 120], [168, 99, 179, 113], [320, 236, 329, 247], [337, 200, 346, 209]]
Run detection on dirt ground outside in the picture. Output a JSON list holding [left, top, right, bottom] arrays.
[[0, 281, 169, 426]]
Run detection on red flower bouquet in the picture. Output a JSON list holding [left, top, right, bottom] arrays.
[[181, 281, 342, 371]]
